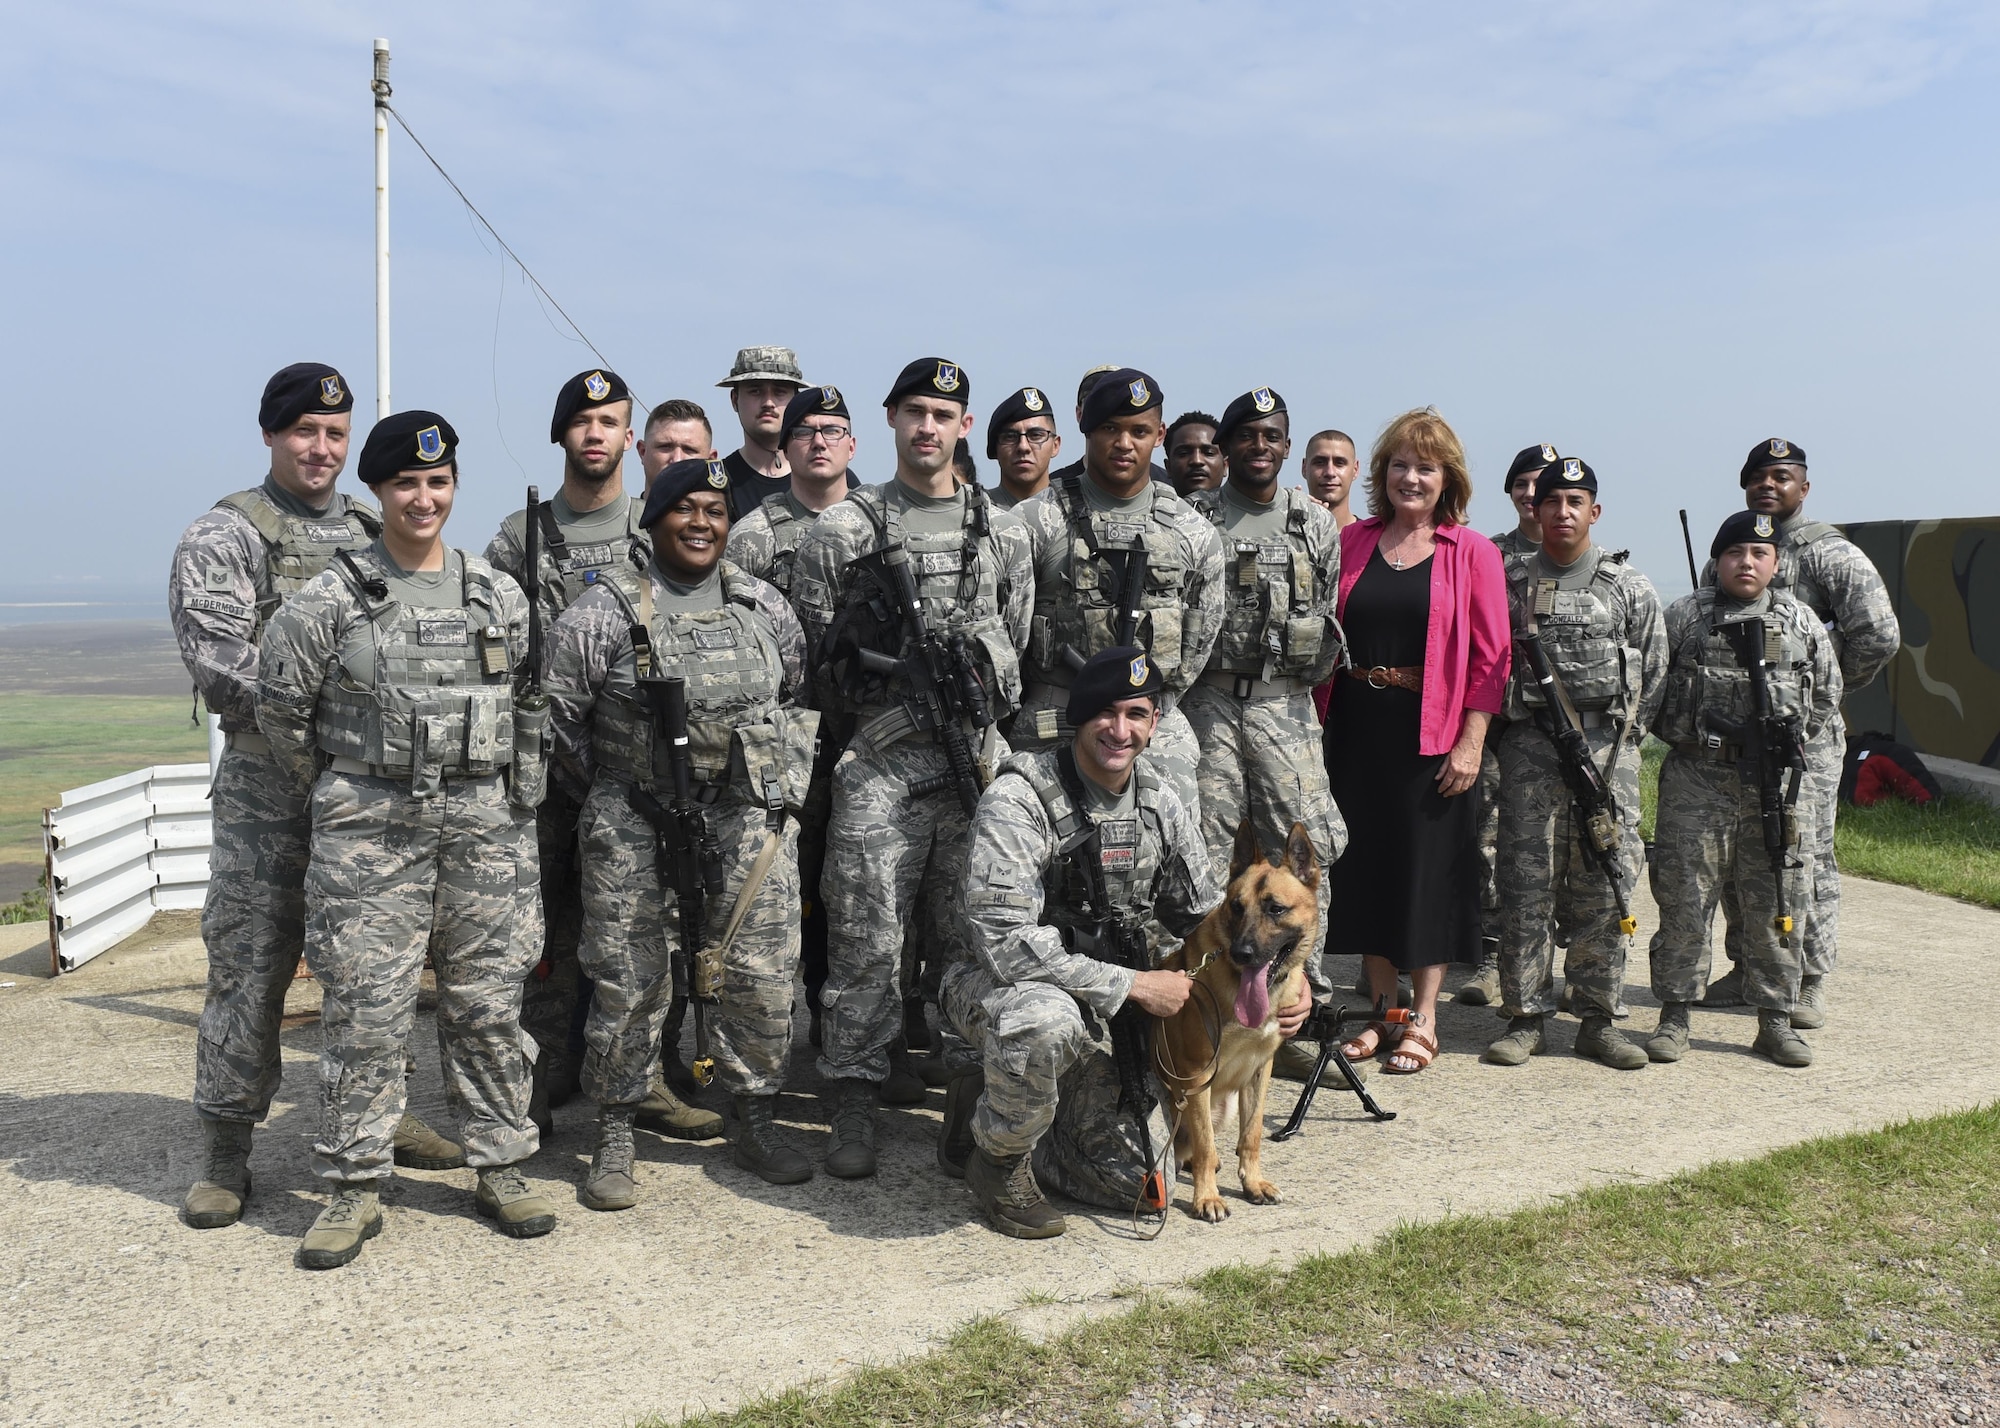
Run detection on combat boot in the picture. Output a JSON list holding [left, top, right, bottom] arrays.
[[1753, 1008, 1813, 1068], [579, 1106, 638, 1211], [903, 996, 933, 1054], [182, 1117, 253, 1229], [1575, 1014, 1648, 1070], [634, 1072, 725, 1141], [966, 1147, 1066, 1240], [1646, 1002, 1692, 1063], [1483, 1014, 1546, 1066], [392, 1112, 465, 1170], [1699, 965, 1745, 1008], [298, 1182, 382, 1269], [475, 1165, 558, 1237], [881, 1037, 927, 1107], [936, 1067, 983, 1178], [1455, 940, 1501, 1006], [733, 1095, 812, 1185], [1791, 974, 1827, 1030], [1273, 1040, 1349, 1086], [823, 1079, 878, 1180]]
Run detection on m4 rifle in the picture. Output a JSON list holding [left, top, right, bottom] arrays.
[[1712, 616, 1808, 947]]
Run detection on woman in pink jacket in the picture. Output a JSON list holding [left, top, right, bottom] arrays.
[[1320, 408, 1509, 1074]]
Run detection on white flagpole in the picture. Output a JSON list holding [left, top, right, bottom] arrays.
[[372, 39, 392, 419]]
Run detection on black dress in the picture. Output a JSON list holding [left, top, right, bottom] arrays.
[[1322, 550, 1480, 969]]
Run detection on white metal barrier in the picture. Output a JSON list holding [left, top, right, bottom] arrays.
[[42, 763, 213, 973]]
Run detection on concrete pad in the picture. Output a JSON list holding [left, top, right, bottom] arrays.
[[1, 876, 1995, 1427]]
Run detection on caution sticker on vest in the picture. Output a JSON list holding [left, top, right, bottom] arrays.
[[417, 616, 469, 646], [1098, 818, 1139, 871], [691, 627, 738, 650]]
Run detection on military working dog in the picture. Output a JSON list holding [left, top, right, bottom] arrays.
[[1154, 821, 1319, 1222]]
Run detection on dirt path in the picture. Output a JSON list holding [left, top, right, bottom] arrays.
[[1, 876, 1994, 1428]]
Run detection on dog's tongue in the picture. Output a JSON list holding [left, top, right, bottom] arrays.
[[1234, 963, 1272, 1028]]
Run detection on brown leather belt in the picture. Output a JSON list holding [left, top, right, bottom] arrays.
[[1342, 664, 1423, 693]]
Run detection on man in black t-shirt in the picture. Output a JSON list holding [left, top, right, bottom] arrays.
[[716, 345, 806, 521]]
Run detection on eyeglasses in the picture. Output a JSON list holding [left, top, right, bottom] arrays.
[[997, 428, 1058, 449], [790, 424, 851, 446]]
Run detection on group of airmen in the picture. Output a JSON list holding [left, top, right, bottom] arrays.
[[166, 345, 1897, 1263]]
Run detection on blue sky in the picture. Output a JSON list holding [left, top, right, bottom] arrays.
[[4, 1, 1996, 610]]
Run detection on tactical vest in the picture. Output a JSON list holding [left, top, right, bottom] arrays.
[[315, 549, 517, 781], [588, 564, 814, 811], [1771, 519, 1839, 623], [751, 491, 811, 599], [501, 496, 651, 618], [1503, 549, 1641, 720], [1004, 751, 1171, 948], [831, 484, 1020, 716], [1198, 487, 1334, 678], [1026, 473, 1195, 686], [1655, 588, 1815, 750], [214, 487, 381, 643]]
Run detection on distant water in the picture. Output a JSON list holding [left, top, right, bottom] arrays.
[[0, 601, 167, 626]]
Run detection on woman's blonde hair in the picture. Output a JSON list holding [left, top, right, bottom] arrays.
[[1366, 407, 1472, 527]]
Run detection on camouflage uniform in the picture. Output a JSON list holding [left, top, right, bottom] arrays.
[[543, 559, 814, 1102], [485, 494, 651, 1087], [258, 541, 545, 1181], [793, 480, 1032, 1083], [1184, 484, 1345, 990], [1008, 470, 1225, 828], [988, 485, 1033, 512], [168, 478, 379, 1124], [1478, 526, 1540, 947], [1647, 587, 1840, 1011], [944, 748, 1221, 1208], [1716, 513, 1899, 977], [1495, 547, 1667, 1017]]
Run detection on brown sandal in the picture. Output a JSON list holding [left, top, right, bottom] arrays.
[[1383, 1020, 1437, 1075], [1340, 1020, 1404, 1063]]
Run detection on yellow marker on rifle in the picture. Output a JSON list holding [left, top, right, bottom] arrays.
[[1618, 914, 1637, 936], [691, 1056, 715, 1087]]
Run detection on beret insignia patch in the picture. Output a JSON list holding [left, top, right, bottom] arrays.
[[1754, 514, 1774, 538], [319, 375, 345, 406], [1769, 438, 1789, 458], [706, 459, 729, 489], [583, 371, 611, 401], [1129, 655, 1149, 687], [933, 362, 961, 394], [1252, 388, 1276, 414], [1561, 458, 1581, 479], [819, 385, 841, 409], [1540, 443, 1558, 463], [1023, 387, 1045, 411], [415, 426, 446, 462], [1128, 378, 1151, 407]]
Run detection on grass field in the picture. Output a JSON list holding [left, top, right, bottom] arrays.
[[0, 694, 207, 899], [662, 1105, 2000, 1428], [1639, 739, 2000, 911]]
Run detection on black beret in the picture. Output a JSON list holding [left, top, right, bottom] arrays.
[[985, 386, 1056, 459], [549, 369, 631, 444], [1078, 368, 1163, 435], [640, 457, 731, 529], [357, 411, 458, 487], [1532, 455, 1597, 505], [1215, 387, 1287, 446], [1711, 509, 1782, 559], [1068, 646, 1164, 728], [1506, 443, 1560, 482], [884, 357, 970, 409], [781, 384, 851, 445], [259, 362, 353, 433], [1739, 437, 1806, 486]]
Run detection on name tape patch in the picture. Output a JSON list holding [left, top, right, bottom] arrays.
[[417, 616, 469, 647]]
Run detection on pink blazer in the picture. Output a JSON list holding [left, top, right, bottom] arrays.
[[1335, 517, 1510, 756]]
